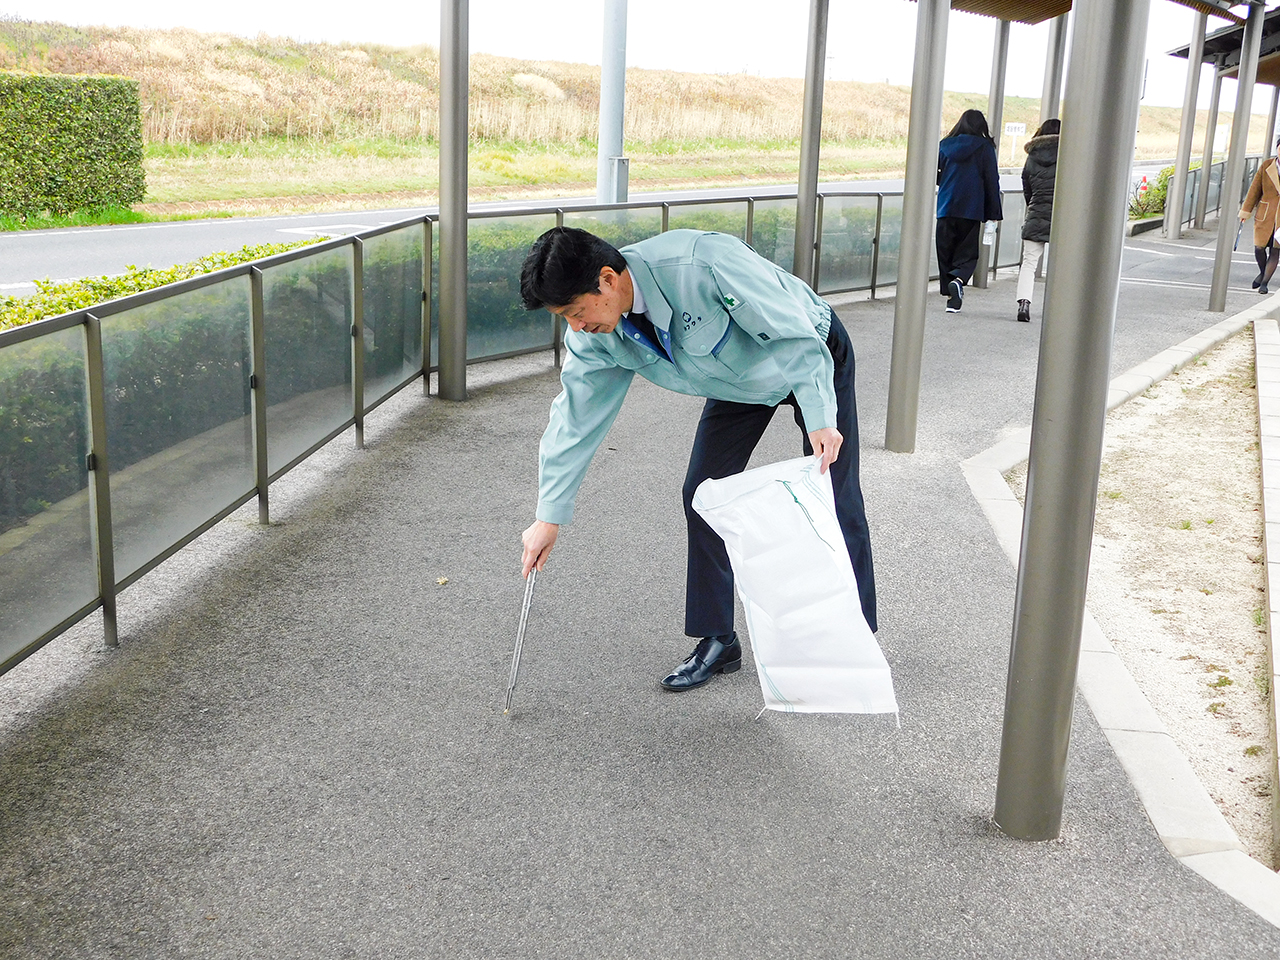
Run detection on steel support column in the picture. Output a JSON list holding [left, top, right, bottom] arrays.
[[1267, 85, 1280, 159], [1210, 1, 1265, 312], [439, 0, 469, 401], [793, 0, 830, 286], [1195, 58, 1225, 229], [975, 19, 1010, 290], [596, 0, 628, 204], [993, 0, 1150, 842], [885, 0, 949, 453], [1166, 11, 1206, 239], [1039, 14, 1069, 124]]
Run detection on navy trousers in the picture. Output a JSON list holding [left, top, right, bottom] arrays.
[[681, 311, 877, 636], [936, 216, 982, 294]]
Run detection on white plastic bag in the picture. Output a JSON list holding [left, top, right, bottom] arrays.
[[692, 456, 898, 716]]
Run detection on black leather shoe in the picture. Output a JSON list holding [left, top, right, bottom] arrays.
[[659, 633, 742, 691]]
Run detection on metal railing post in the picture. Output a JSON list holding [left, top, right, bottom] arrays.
[[812, 195, 825, 291], [352, 239, 365, 448], [870, 195, 883, 300], [249, 267, 270, 525], [423, 218, 433, 396], [746, 198, 755, 248], [994, 0, 1150, 842], [554, 209, 564, 368], [83, 313, 118, 648]]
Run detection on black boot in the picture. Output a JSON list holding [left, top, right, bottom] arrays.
[[1016, 299, 1031, 323]]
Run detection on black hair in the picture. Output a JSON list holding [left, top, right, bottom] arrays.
[[945, 108, 993, 141], [1034, 118, 1061, 138], [519, 226, 628, 310]]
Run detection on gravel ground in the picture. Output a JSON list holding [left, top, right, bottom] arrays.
[[1009, 328, 1275, 868]]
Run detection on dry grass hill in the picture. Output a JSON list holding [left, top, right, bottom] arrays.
[[0, 16, 1270, 212]]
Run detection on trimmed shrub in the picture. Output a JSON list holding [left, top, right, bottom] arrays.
[[0, 71, 146, 217]]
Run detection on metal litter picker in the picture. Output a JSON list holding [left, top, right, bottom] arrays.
[[504, 568, 537, 715]]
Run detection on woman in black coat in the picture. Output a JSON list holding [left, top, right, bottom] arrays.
[[1016, 118, 1060, 322], [936, 109, 1003, 313]]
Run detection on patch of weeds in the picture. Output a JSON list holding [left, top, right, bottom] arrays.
[[1208, 675, 1234, 688], [1178, 654, 1198, 661], [1175, 519, 1193, 530], [1257, 673, 1272, 699], [1245, 745, 1265, 757], [1102, 490, 1123, 500], [1208, 701, 1226, 714], [1200, 588, 1213, 595], [1204, 518, 1214, 525], [1253, 608, 1265, 627], [1152, 608, 1169, 614], [1205, 663, 1226, 672]]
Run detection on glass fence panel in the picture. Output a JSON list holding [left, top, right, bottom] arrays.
[[876, 195, 905, 288], [101, 277, 255, 582], [997, 192, 1027, 269], [1207, 162, 1223, 214], [562, 206, 663, 249], [751, 198, 797, 272], [262, 245, 355, 476], [0, 326, 96, 666], [468, 213, 557, 360], [815, 195, 878, 295], [666, 202, 748, 240], [362, 225, 425, 407], [1184, 168, 1200, 223]]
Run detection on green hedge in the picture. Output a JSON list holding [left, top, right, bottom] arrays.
[[0, 71, 146, 217]]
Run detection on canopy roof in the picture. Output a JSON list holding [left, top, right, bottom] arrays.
[[909, 0, 1245, 28], [1167, 3, 1280, 83]]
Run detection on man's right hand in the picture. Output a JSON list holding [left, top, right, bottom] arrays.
[[521, 520, 559, 579]]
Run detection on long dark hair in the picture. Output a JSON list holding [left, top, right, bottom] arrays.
[[945, 109, 993, 141]]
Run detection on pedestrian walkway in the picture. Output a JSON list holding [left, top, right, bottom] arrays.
[[1, 226, 1278, 959]]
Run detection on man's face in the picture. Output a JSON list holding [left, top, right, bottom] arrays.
[[550, 266, 627, 334]]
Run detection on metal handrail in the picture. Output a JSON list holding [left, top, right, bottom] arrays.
[[0, 179, 1025, 676]]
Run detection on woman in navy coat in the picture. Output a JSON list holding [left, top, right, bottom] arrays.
[[936, 109, 1003, 313]]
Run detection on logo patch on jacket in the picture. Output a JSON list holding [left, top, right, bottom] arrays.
[[723, 295, 739, 308]]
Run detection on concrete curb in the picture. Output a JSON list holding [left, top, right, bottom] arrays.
[[1253, 316, 1280, 877], [961, 292, 1280, 929]]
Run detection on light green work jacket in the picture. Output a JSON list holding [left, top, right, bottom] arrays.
[[536, 229, 836, 525]]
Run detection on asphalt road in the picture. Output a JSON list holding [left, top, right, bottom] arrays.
[[0, 178, 978, 296], [0, 168, 1240, 298]]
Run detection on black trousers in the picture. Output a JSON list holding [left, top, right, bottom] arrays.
[[936, 216, 982, 294], [681, 311, 877, 636]]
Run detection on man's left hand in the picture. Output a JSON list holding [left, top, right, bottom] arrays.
[[809, 427, 843, 475]]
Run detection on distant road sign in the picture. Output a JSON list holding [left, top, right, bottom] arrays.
[[1005, 122, 1027, 136]]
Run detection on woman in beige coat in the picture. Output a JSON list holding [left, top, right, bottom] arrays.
[[1239, 138, 1280, 293]]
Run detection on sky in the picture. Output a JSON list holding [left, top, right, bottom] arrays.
[[0, 1, 1270, 113]]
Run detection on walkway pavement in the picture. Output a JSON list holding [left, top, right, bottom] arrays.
[[2, 226, 1279, 959]]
